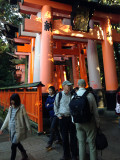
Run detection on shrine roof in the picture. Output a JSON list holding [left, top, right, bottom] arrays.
[[0, 82, 45, 90]]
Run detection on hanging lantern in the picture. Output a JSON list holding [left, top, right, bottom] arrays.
[[71, 5, 94, 32]]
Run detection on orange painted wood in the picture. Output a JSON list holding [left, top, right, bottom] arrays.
[[14, 38, 31, 44], [23, 16, 120, 42], [53, 48, 79, 56], [72, 55, 80, 88], [22, 0, 71, 14], [53, 20, 103, 41], [56, 65, 62, 90], [0, 86, 43, 133], [101, 19, 118, 91], [19, 2, 40, 15], [24, 15, 42, 33], [93, 11, 120, 23], [78, 45, 88, 87], [30, 38, 35, 84], [17, 44, 31, 52]]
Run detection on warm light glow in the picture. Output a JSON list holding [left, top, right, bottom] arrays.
[[53, 30, 60, 34], [49, 57, 54, 62], [97, 31, 100, 39], [64, 71, 67, 81], [99, 27, 104, 39], [63, 25, 70, 33], [71, 33, 84, 37], [107, 19, 113, 45], [96, 67, 100, 73], [35, 17, 42, 22], [44, 11, 51, 19], [55, 73, 57, 77]]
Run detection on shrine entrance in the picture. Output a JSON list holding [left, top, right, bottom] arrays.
[[13, 0, 120, 110]]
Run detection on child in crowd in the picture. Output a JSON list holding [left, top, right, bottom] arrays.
[[45, 86, 61, 149], [0, 93, 31, 160]]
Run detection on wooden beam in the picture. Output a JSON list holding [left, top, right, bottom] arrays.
[[17, 44, 31, 52], [22, 0, 72, 14], [53, 48, 79, 56], [23, 16, 120, 42], [19, 24, 36, 37], [14, 38, 31, 44], [53, 20, 103, 41], [15, 52, 30, 56], [93, 11, 120, 23], [18, 2, 40, 15], [23, 15, 42, 33]]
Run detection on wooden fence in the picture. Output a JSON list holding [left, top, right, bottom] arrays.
[[0, 82, 45, 133]]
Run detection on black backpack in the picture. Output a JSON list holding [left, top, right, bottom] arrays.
[[69, 91, 92, 123]]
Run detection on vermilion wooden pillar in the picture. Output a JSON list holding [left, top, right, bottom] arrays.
[[60, 65, 65, 84], [30, 38, 35, 83], [54, 65, 58, 90], [78, 45, 88, 87], [56, 65, 62, 91], [40, 5, 54, 93], [101, 18, 118, 110], [72, 55, 79, 87], [101, 19, 118, 91]]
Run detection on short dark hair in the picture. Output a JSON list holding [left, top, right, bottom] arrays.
[[10, 93, 21, 107], [48, 86, 56, 92]]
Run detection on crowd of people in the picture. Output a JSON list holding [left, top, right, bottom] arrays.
[[45, 79, 100, 160], [0, 79, 101, 160]]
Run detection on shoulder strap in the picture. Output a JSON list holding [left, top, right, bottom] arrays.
[[73, 92, 77, 98], [82, 90, 89, 97], [58, 92, 62, 104]]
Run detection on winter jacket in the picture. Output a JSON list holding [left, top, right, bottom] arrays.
[[45, 94, 56, 117], [0, 104, 31, 142]]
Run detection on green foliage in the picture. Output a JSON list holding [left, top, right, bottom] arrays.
[[0, 0, 29, 39], [0, 39, 17, 87], [97, 0, 120, 5], [0, 0, 29, 86], [88, 0, 120, 4]]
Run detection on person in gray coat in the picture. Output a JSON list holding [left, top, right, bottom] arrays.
[[75, 79, 100, 160], [0, 93, 31, 160]]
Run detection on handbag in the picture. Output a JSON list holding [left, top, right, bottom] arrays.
[[95, 128, 108, 150], [115, 102, 120, 116]]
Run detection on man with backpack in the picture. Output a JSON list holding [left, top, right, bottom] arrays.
[[71, 79, 100, 160], [54, 80, 78, 160]]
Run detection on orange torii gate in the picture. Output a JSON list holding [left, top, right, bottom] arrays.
[[14, 33, 35, 84], [12, 0, 120, 109]]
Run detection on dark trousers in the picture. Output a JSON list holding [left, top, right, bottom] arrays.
[[11, 142, 26, 160], [59, 116, 78, 159], [48, 116, 61, 145]]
